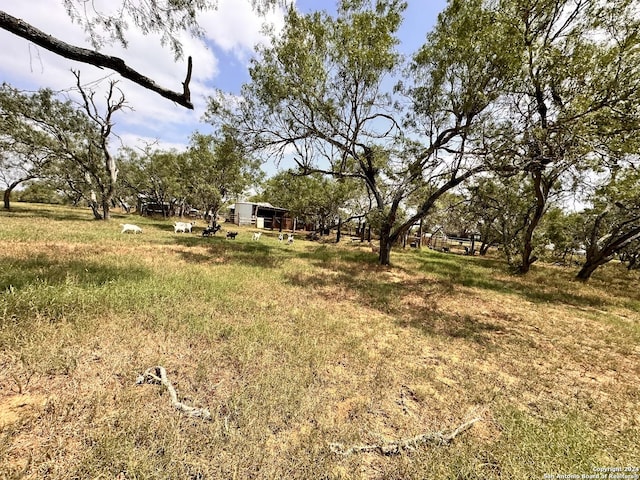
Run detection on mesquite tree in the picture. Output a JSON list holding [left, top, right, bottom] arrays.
[[575, 165, 640, 281], [183, 128, 263, 226], [119, 148, 184, 217], [119, 128, 262, 222], [490, 0, 640, 273], [257, 170, 363, 236], [208, 0, 515, 265], [0, 84, 59, 209], [0, 79, 127, 219], [72, 71, 129, 220]]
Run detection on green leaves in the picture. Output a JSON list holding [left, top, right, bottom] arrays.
[[411, 0, 518, 123], [210, 0, 640, 266], [235, 0, 406, 153], [62, 0, 216, 58], [257, 170, 361, 226], [119, 126, 263, 220]]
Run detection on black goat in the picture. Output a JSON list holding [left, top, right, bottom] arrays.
[[202, 224, 222, 237]]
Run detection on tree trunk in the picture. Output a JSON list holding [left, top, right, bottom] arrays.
[[379, 237, 392, 265], [102, 198, 111, 220], [336, 217, 342, 243], [89, 201, 102, 220], [3, 177, 35, 210], [101, 184, 112, 220], [88, 189, 103, 219], [378, 220, 393, 265], [102, 152, 117, 221], [3, 183, 17, 210], [3, 187, 12, 210], [575, 259, 607, 281], [576, 228, 640, 280], [207, 204, 221, 227], [116, 197, 131, 213], [519, 170, 547, 274], [519, 243, 537, 273]]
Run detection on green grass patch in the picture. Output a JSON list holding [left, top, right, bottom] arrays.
[[1, 203, 638, 479]]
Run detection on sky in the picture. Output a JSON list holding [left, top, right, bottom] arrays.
[[0, 0, 447, 176]]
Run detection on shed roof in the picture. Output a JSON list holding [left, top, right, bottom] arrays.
[[231, 201, 288, 212]]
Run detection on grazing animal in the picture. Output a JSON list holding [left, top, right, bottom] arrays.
[[226, 231, 238, 240], [287, 233, 294, 244], [202, 224, 222, 237], [370, 243, 380, 253], [120, 223, 142, 234], [252, 232, 262, 241], [278, 233, 284, 242], [174, 221, 194, 233]]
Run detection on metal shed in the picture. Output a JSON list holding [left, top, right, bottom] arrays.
[[227, 202, 291, 229]]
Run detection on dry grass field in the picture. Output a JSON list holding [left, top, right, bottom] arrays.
[[1, 203, 639, 479]]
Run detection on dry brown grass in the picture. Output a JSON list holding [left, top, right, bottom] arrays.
[[0, 204, 639, 479]]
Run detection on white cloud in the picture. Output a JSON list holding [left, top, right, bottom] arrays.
[[200, 0, 286, 61]]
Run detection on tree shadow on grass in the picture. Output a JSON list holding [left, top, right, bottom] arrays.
[[402, 312, 508, 347], [172, 235, 294, 269], [297, 244, 381, 266], [282, 245, 639, 345], [1, 204, 94, 222], [284, 263, 507, 346], [0, 254, 151, 292], [286, 244, 507, 344], [412, 250, 623, 309]]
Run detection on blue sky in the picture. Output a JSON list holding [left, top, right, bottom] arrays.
[[0, 0, 447, 175]]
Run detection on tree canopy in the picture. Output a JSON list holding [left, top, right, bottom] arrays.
[[208, 0, 516, 264], [119, 128, 262, 221], [486, 0, 640, 272], [0, 79, 128, 219], [184, 128, 263, 223], [257, 170, 362, 233], [575, 164, 640, 280]]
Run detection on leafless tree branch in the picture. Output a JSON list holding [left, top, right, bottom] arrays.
[[0, 10, 194, 109]]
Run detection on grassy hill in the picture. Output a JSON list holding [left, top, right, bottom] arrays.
[[1, 203, 639, 479]]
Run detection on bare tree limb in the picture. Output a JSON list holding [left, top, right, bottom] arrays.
[[329, 417, 482, 456], [0, 10, 194, 109], [138, 366, 212, 420]]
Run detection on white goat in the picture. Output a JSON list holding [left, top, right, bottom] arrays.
[[278, 233, 284, 242], [252, 232, 262, 241], [174, 221, 194, 233], [287, 233, 294, 244], [120, 223, 143, 234]]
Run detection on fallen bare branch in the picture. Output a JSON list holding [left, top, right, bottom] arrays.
[[329, 417, 481, 456], [137, 366, 211, 420]]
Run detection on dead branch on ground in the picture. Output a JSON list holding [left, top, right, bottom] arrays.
[[138, 366, 211, 420], [329, 417, 481, 456]]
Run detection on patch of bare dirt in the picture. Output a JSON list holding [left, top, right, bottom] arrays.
[[0, 394, 47, 427]]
